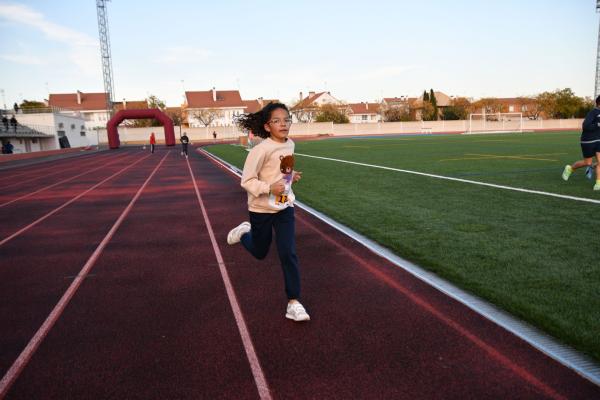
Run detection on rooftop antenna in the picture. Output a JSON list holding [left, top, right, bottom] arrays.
[[97, 0, 115, 117]]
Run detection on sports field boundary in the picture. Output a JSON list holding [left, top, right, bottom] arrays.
[[200, 147, 600, 387]]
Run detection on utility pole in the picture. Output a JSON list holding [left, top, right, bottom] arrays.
[[97, 0, 115, 119]]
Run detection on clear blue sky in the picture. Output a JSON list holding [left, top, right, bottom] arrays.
[[0, 0, 597, 107]]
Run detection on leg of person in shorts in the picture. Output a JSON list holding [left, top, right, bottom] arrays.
[[562, 141, 600, 190]]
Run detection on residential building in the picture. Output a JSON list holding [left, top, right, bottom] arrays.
[[410, 91, 453, 120], [48, 91, 111, 130], [242, 97, 279, 114], [348, 102, 381, 123], [290, 91, 344, 123], [184, 88, 245, 127]]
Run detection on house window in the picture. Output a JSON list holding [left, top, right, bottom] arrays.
[[57, 131, 66, 137], [522, 105, 528, 111], [509, 106, 514, 112], [80, 131, 86, 136], [71, 124, 76, 130], [362, 115, 368, 120], [58, 122, 64, 128], [32, 138, 38, 143]]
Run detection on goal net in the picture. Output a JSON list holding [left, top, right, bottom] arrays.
[[467, 113, 523, 134]]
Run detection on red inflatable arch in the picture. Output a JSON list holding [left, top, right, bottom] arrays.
[[107, 108, 176, 149]]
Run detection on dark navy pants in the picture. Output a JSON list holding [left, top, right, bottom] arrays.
[[240, 206, 300, 300]]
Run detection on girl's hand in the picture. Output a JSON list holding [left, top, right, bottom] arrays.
[[292, 171, 302, 183], [270, 179, 286, 195]]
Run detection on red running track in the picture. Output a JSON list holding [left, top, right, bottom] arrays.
[[0, 146, 598, 399]]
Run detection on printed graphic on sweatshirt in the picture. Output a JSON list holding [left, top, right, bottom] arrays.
[[269, 154, 295, 208]]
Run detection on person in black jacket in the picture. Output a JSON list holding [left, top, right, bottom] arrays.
[[562, 95, 600, 190], [180, 132, 190, 158], [9, 115, 17, 132]]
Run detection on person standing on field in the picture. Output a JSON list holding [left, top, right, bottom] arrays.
[[562, 95, 600, 191]]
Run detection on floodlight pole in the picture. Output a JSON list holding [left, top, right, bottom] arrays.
[[595, 1, 600, 97], [97, 0, 115, 119]]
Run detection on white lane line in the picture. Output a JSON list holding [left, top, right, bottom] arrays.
[[1, 151, 119, 190], [185, 157, 272, 400], [0, 152, 132, 208], [0, 151, 170, 398], [0, 153, 151, 247], [295, 153, 600, 205]]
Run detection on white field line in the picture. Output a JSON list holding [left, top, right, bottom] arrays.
[[0, 153, 152, 247], [185, 157, 272, 400], [295, 153, 600, 205], [0, 152, 132, 208], [0, 152, 169, 398]]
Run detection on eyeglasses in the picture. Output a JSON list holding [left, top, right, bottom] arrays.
[[268, 118, 293, 125]]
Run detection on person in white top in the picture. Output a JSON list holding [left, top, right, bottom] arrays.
[[227, 102, 310, 322]]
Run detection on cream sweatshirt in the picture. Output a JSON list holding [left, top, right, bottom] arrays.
[[241, 137, 296, 213]]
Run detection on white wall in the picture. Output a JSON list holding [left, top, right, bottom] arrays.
[[55, 114, 96, 147], [95, 118, 584, 144]]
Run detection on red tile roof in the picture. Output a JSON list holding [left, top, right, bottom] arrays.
[[242, 100, 260, 113], [348, 103, 380, 114], [185, 90, 244, 108], [242, 99, 280, 113], [48, 92, 109, 111], [114, 100, 148, 112], [291, 92, 327, 111]]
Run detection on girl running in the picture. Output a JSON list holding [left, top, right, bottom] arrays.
[[227, 102, 309, 322]]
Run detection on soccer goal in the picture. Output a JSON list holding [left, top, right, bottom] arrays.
[[467, 112, 523, 134]]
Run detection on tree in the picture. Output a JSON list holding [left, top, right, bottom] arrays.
[[471, 98, 504, 114], [536, 88, 586, 119], [20, 100, 46, 113], [430, 89, 438, 120], [315, 104, 349, 123], [384, 107, 412, 122], [516, 97, 542, 120], [126, 94, 166, 127], [192, 109, 222, 126], [165, 108, 184, 126], [423, 90, 429, 102], [147, 95, 165, 110], [441, 97, 471, 120], [292, 109, 314, 123], [421, 102, 436, 121], [575, 97, 594, 118]]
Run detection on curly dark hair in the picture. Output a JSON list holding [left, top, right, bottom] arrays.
[[235, 102, 289, 139]]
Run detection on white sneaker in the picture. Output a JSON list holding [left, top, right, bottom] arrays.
[[286, 301, 310, 322], [227, 222, 250, 245]]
